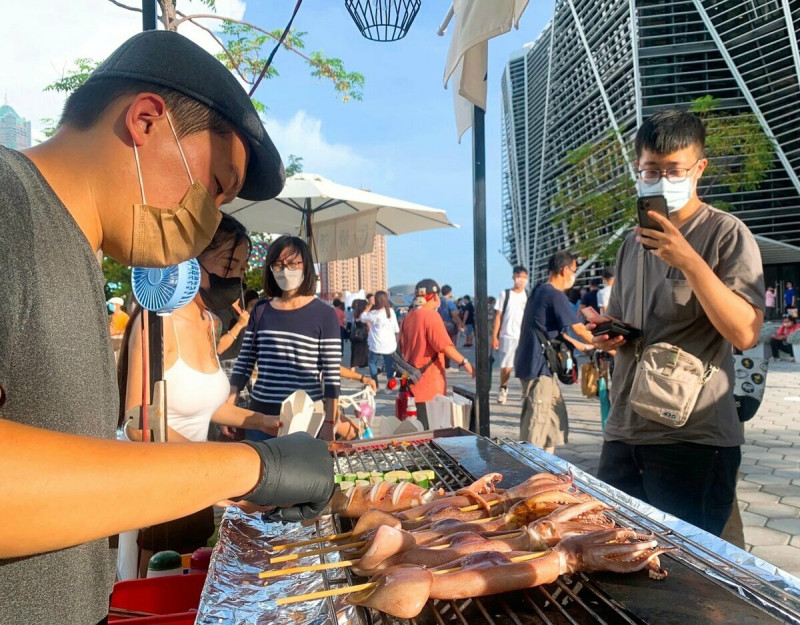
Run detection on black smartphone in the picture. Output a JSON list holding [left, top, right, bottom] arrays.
[[636, 195, 669, 250], [591, 320, 642, 342]]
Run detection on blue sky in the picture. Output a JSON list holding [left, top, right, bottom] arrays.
[[2, 0, 552, 297], [245, 1, 552, 296]]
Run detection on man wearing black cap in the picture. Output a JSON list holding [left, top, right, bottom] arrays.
[[0, 31, 333, 624], [398, 279, 475, 428]]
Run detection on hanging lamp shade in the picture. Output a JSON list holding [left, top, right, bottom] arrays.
[[345, 0, 421, 42]]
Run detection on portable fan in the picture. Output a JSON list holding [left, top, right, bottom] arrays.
[[131, 258, 201, 315]]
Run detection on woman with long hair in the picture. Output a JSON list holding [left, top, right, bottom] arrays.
[[361, 290, 399, 387], [229, 235, 343, 441], [349, 299, 369, 370], [117, 214, 279, 577]]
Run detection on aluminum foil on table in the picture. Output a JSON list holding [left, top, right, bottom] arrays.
[[196, 507, 358, 625]]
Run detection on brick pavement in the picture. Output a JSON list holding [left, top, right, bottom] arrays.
[[345, 342, 800, 577]]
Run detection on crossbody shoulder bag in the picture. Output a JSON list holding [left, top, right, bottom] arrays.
[[628, 247, 724, 427]]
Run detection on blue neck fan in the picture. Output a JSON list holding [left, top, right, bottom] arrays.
[[131, 258, 201, 315]]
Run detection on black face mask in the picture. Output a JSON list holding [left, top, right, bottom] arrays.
[[199, 265, 244, 311]]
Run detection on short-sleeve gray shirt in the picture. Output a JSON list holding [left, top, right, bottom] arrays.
[[0, 147, 118, 624], [605, 204, 765, 447]]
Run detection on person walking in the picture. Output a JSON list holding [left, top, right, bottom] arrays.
[[398, 279, 474, 428], [764, 286, 776, 321], [462, 295, 475, 347], [438, 285, 463, 366], [597, 268, 615, 315], [362, 291, 400, 387], [492, 266, 529, 404], [349, 299, 370, 371], [514, 252, 595, 453]]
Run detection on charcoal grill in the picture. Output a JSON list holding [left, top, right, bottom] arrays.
[[196, 429, 800, 625]]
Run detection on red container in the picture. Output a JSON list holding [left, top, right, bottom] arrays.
[[108, 573, 206, 623]]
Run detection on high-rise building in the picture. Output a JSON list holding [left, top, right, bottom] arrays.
[[501, 0, 800, 284], [0, 101, 32, 150], [319, 235, 388, 300]]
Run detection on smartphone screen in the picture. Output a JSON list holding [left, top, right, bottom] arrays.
[[636, 195, 669, 250]]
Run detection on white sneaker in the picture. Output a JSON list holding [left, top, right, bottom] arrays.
[[497, 386, 508, 405]]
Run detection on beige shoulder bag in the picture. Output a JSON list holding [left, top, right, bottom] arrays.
[[629, 247, 722, 427]]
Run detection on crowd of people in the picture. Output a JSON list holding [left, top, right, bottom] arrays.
[[0, 26, 792, 625]]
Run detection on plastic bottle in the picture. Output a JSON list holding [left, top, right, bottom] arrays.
[[360, 416, 374, 439], [189, 547, 213, 574], [395, 375, 411, 420], [146, 550, 183, 578]]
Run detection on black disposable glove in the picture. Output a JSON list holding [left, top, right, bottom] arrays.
[[240, 433, 334, 519]]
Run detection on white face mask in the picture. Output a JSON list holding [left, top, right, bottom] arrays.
[[565, 273, 576, 290], [514, 277, 528, 289], [636, 177, 694, 214], [272, 267, 304, 292]]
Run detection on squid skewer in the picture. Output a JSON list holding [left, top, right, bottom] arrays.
[[276, 529, 675, 618]]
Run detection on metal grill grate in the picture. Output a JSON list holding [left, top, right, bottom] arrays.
[[497, 438, 800, 625], [324, 438, 650, 625]]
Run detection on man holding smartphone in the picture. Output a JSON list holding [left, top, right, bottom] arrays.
[[593, 111, 764, 537]]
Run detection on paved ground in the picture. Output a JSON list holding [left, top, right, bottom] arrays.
[[342, 340, 800, 578]]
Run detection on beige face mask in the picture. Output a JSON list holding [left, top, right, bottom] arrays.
[[130, 113, 222, 268]]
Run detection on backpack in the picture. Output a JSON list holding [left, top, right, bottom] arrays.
[[534, 328, 577, 385], [438, 298, 456, 331], [350, 321, 368, 342]]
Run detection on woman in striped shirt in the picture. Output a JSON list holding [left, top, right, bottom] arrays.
[[230, 235, 341, 441]]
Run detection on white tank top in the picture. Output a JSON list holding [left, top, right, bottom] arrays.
[[163, 315, 230, 442]]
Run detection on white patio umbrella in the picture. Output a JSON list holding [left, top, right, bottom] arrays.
[[222, 173, 457, 262]]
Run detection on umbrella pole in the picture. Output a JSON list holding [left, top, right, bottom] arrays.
[[472, 104, 490, 437]]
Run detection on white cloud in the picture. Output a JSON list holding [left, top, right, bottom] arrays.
[[1, 1, 246, 142], [264, 110, 373, 183]]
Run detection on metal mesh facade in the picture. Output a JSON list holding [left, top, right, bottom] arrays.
[[502, 0, 800, 282]]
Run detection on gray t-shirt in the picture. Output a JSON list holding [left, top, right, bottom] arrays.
[[605, 204, 765, 447], [0, 147, 118, 624]]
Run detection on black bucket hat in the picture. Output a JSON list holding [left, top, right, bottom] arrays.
[[86, 30, 284, 200]]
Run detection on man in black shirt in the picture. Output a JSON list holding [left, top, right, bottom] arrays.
[[515, 252, 595, 453]]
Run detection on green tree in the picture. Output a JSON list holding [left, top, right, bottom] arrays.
[[41, 0, 363, 133], [552, 96, 775, 263], [285, 154, 304, 177], [102, 254, 132, 300]]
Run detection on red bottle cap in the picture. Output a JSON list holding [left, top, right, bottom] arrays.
[[189, 547, 213, 572]]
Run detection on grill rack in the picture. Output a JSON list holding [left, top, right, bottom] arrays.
[[326, 437, 655, 625], [497, 438, 800, 625]]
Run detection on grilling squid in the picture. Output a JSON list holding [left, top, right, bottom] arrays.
[[348, 500, 614, 576], [322, 472, 504, 519], [348, 529, 675, 619]]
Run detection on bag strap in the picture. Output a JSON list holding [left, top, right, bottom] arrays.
[[634, 246, 645, 359], [501, 289, 511, 321]]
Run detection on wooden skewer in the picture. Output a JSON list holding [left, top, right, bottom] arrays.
[[259, 559, 359, 579], [405, 498, 502, 522], [274, 551, 548, 606], [261, 529, 527, 577], [276, 581, 377, 605], [270, 530, 355, 552], [269, 540, 366, 564], [269, 513, 507, 553]]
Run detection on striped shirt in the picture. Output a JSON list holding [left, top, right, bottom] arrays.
[[230, 298, 341, 413]]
